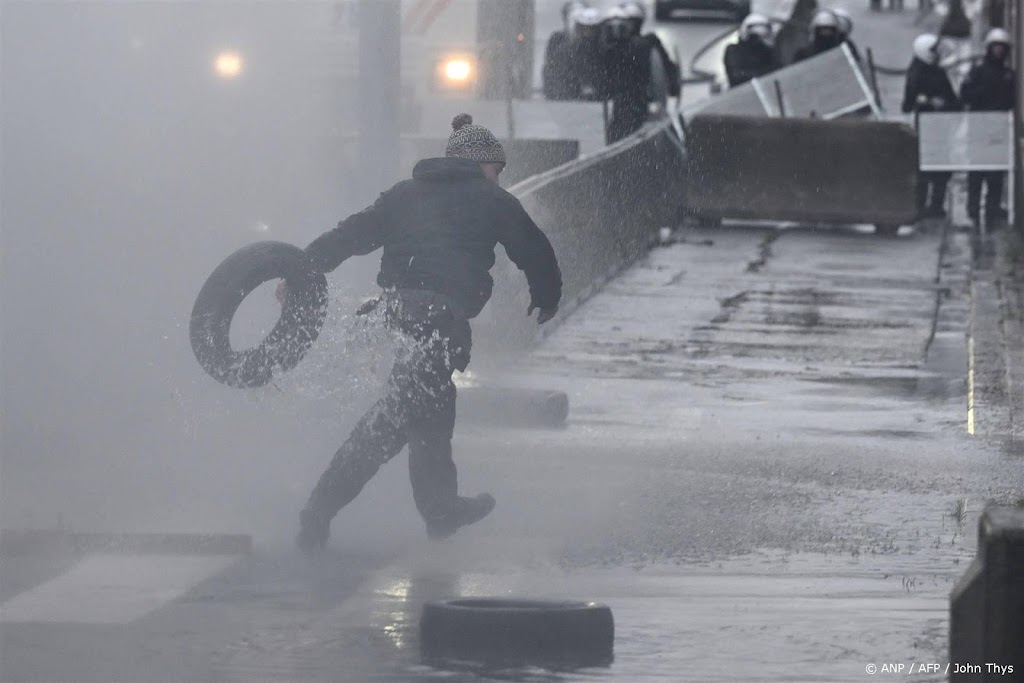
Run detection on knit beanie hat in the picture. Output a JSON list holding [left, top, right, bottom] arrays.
[[445, 113, 506, 164]]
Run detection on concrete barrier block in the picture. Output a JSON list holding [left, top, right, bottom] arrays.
[[949, 505, 1024, 681], [684, 114, 918, 226], [472, 121, 686, 358]]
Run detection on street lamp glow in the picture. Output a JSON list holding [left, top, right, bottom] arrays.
[[214, 51, 243, 78], [443, 58, 472, 82]]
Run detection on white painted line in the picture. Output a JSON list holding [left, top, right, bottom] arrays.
[[968, 280, 976, 435], [0, 553, 238, 624]]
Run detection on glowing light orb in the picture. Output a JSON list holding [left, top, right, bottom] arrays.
[[214, 51, 243, 78], [443, 58, 472, 82]]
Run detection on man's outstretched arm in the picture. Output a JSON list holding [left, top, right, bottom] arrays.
[[304, 198, 387, 273], [498, 197, 562, 323]]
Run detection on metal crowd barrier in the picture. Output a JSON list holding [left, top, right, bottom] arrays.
[[682, 43, 879, 122], [896, 111, 1016, 223], [915, 111, 1015, 172]]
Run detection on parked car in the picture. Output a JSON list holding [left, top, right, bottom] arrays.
[[654, 0, 750, 22]]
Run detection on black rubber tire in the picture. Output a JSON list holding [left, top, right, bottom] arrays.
[[456, 387, 569, 428], [420, 598, 614, 667], [189, 241, 328, 389]]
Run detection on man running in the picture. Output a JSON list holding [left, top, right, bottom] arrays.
[[294, 114, 563, 552]]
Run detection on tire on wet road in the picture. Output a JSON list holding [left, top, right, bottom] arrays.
[[189, 241, 328, 389], [456, 387, 570, 428], [420, 598, 614, 667]]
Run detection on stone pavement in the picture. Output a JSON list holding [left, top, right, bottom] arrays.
[[971, 228, 1024, 451]]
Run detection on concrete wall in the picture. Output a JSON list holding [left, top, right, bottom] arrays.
[[472, 120, 687, 361], [949, 506, 1024, 681]]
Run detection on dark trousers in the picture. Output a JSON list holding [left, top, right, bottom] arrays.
[[917, 171, 950, 213], [607, 96, 647, 144], [967, 171, 1006, 221], [303, 290, 472, 526]]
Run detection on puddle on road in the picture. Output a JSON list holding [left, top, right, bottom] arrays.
[[804, 375, 920, 395], [390, 550, 956, 683], [798, 427, 930, 440]]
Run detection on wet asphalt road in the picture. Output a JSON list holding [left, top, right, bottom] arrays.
[[3, 4, 1022, 683], [3, 222, 1020, 682]]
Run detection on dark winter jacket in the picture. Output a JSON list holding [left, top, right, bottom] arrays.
[[600, 35, 649, 99], [793, 34, 844, 63], [960, 56, 1015, 111], [542, 31, 583, 100], [724, 38, 781, 87], [902, 57, 960, 113], [304, 158, 562, 319], [640, 33, 682, 97]]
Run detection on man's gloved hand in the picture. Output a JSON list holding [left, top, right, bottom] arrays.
[[355, 296, 381, 316], [527, 303, 559, 324]]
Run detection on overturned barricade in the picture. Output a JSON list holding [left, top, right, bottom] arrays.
[[683, 43, 879, 121], [473, 119, 687, 357], [683, 114, 918, 231]]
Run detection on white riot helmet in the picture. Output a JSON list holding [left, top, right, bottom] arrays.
[[563, 1, 588, 21], [985, 27, 1011, 48], [810, 9, 839, 30], [603, 5, 628, 21], [740, 12, 773, 42], [575, 6, 604, 27], [621, 0, 646, 32], [912, 33, 942, 64], [563, 1, 588, 32], [602, 6, 633, 40], [832, 8, 853, 37], [621, 1, 646, 22]]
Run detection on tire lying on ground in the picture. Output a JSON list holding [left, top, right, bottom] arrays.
[[456, 387, 569, 428], [190, 241, 328, 389], [420, 598, 614, 667]]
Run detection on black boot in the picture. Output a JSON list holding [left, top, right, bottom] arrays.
[[425, 494, 496, 540], [986, 208, 1008, 230]]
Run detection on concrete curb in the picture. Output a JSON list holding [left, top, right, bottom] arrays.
[[994, 230, 1024, 444], [0, 529, 253, 556], [949, 505, 1024, 680]]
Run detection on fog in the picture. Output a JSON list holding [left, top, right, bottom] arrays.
[[1, 2, 412, 544]]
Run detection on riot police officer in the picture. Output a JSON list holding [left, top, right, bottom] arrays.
[[903, 34, 960, 219], [961, 28, 1015, 229], [724, 13, 781, 87], [601, 6, 650, 142], [793, 10, 844, 62], [542, 1, 588, 100]]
